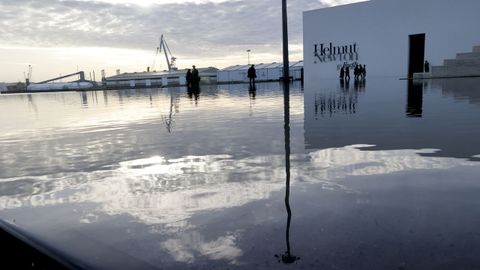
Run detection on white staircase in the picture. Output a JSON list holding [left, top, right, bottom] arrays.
[[415, 45, 480, 79]]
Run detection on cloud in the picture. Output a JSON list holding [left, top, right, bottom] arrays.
[[0, 0, 333, 58], [0, 0, 366, 80]]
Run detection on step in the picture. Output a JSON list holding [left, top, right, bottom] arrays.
[[431, 66, 447, 74], [444, 58, 480, 67], [430, 65, 480, 78], [431, 66, 446, 77], [473, 46, 480, 53], [456, 52, 480, 60], [413, 72, 429, 79], [444, 65, 480, 73]]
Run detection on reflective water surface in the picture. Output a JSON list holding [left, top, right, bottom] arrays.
[[1, 79, 480, 269]]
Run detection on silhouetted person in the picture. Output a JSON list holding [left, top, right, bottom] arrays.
[[424, 61, 430, 73], [362, 64, 366, 79], [248, 65, 256, 86], [185, 69, 192, 87], [345, 66, 350, 81], [339, 66, 345, 80], [354, 64, 360, 80], [358, 64, 364, 80], [191, 65, 200, 87]]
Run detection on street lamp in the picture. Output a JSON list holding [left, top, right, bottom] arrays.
[[246, 49, 251, 65]]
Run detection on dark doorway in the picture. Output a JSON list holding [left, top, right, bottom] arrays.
[[408, 33, 425, 78]]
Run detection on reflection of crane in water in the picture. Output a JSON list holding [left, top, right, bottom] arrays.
[[161, 89, 180, 133], [152, 35, 177, 72], [27, 94, 39, 118]]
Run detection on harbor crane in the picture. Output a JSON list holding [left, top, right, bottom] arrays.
[[152, 35, 177, 72], [24, 65, 33, 85]]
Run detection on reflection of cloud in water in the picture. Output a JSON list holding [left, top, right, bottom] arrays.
[[100, 154, 288, 226], [1, 145, 478, 228], [162, 231, 243, 264], [305, 145, 475, 180], [0, 154, 287, 227]]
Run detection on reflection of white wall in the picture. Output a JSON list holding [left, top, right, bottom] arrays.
[[307, 145, 472, 180], [303, 0, 480, 83]]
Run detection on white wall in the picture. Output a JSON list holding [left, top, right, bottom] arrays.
[[303, 0, 480, 84]]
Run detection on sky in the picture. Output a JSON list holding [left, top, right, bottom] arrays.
[[0, 0, 365, 82]]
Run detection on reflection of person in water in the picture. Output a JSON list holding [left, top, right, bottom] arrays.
[[354, 76, 360, 91], [187, 84, 200, 104], [249, 84, 256, 99], [353, 75, 366, 92]]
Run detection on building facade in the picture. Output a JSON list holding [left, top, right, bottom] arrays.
[[303, 0, 480, 84]]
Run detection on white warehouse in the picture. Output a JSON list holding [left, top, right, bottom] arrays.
[[217, 61, 304, 83], [303, 0, 480, 85]]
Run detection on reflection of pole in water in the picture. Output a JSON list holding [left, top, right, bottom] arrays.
[[102, 91, 109, 106], [275, 81, 300, 264], [80, 91, 88, 107]]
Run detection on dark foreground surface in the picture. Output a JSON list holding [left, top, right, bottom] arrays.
[[0, 223, 69, 269], [1, 79, 480, 269]]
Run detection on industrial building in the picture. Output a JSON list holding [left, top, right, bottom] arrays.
[[303, 0, 480, 85], [105, 61, 304, 88], [103, 67, 218, 88], [217, 61, 304, 83]]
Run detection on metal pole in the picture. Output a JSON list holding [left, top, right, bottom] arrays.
[[282, 0, 289, 82], [247, 49, 251, 65], [281, 0, 298, 264]]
